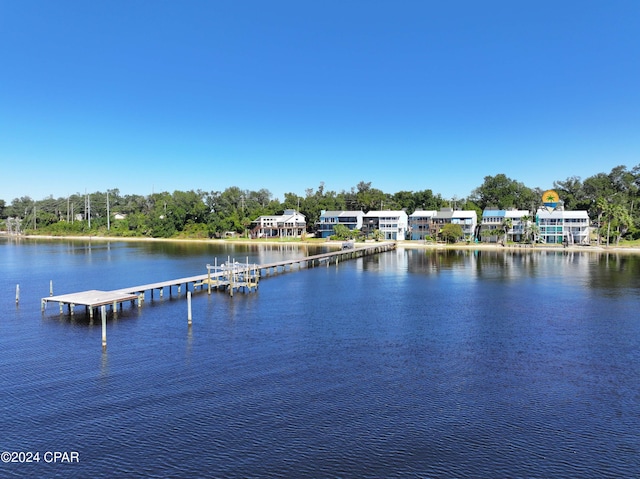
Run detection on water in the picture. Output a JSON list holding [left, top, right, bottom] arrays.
[[1, 238, 639, 478]]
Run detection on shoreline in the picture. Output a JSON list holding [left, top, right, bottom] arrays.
[[6, 233, 640, 254]]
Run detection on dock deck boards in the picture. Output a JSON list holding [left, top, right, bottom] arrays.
[[45, 290, 139, 307]]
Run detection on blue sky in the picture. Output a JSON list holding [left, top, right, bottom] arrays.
[[1, 1, 639, 203]]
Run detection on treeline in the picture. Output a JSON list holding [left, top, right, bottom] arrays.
[[1, 164, 639, 240]]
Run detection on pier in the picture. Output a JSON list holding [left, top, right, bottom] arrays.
[[41, 242, 396, 318]]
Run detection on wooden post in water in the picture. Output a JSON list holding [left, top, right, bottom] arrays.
[[50, 280, 53, 296], [101, 306, 107, 350], [15, 284, 19, 304], [187, 291, 192, 325]]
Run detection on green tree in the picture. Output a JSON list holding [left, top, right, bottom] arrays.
[[553, 176, 588, 210], [413, 189, 445, 211], [440, 223, 463, 243], [470, 174, 536, 211], [354, 181, 389, 212], [332, 224, 355, 240]]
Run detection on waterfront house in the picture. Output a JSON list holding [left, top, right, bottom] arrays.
[[481, 209, 530, 243], [316, 210, 365, 239], [430, 208, 478, 241], [361, 210, 409, 240], [408, 210, 437, 240], [250, 209, 306, 238], [536, 207, 590, 245]]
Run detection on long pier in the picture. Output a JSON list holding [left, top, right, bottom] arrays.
[[41, 242, 396, 318]]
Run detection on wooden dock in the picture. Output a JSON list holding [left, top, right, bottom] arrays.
[[41, 241, 396, 318]]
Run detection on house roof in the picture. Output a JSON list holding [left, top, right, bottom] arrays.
[[505, 210, 530, 218], [320, 210, 365, 217], [453, 211, 477, 219], [363, 210, 408, 218], [409, 210, 437, 218], [483, 209, 530, 218], [252, 210, 306, 223], [536, 209, 589, 219], [482, 210, 506, 217]]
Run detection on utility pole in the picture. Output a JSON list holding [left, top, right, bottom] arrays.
[[107, 191, 110, 231]]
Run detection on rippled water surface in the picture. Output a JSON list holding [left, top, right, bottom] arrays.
[[1, 238, 639, 478]]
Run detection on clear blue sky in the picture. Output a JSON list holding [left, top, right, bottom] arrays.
[[1, 1, 639, 203]]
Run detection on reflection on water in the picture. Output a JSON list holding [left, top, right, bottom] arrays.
[[1, 239, 639, 478], [405, 248, 640, 293]]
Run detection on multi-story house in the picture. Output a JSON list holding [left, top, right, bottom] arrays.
[[430, 208, 478, 241], [408, 210, 437, 240], [361, 210, 408, 240], [481, 209, 531, 242], [250, 209, 306, 238], [316, 210, 365, 239], [536, 208, 590, 245]]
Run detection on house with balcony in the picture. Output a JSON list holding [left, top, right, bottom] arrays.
[[430, 208, 478, 241], [408, 210, 437, 240], [250, 209, 306, 238], [481, 209, 531, 243], [316, 210, 365, 239], [536, 207, 590, 245], [361, 210, 408, 240]]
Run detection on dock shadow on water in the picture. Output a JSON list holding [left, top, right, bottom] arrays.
[[1, 239, 640, 478]]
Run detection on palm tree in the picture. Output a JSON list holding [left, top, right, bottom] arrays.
[[601, 203, 631, 247], [611, 204, 633, 246], [530, 223, 540, 244], [520, 215, 532, 243], [500, 218, 512, 245], [595, 197, 607, 246]]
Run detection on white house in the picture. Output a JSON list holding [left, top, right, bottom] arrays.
[[361, 210, 409, 240], [481, 209, 531, 242], [316, 210, 365, 238], [536, 208, 590, 245], [250, 209, 306, 238]]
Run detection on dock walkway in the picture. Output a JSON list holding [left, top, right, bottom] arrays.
[[41, 242, 396, 317]]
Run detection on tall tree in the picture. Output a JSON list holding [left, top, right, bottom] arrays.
[[470, 174, 536, 211], [553, 176, 587, 210]]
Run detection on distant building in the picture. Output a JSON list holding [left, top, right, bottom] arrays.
[[536, 208, 590, 245], [408, 210, 437, 240], [361, 210, 409, 240], [536, 190, 590, 245], [250, 209, 306, 238], [431, 208, 478, 241], [316, 210, 365, 239], [481, 209, 530, 243]]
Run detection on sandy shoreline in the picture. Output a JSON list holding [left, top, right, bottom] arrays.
[[7, 233, 640, 254]]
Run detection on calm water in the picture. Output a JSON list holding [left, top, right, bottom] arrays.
[[1, 238, 639, 478]]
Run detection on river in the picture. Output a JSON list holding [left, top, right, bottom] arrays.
[[1, 238, 639, 478]]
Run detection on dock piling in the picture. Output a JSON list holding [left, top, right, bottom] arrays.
[[187, 291, 192, 325], [101, 306, 107, 350], [16, 284, 19, 304]]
